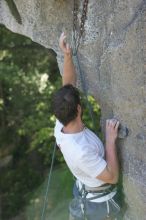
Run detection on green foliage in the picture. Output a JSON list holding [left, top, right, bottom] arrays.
[[0, 25, 101, 219], [0, 25, 61, 165], [0, 25, 62, 218], [0, 160, 42, 219]]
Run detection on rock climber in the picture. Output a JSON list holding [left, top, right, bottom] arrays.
[[53, 32, 121, 220]]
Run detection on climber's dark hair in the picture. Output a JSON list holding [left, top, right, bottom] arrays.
[[53, 84, 81, 126]]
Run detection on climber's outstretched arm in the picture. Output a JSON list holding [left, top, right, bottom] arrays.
[[59, 33, 76, 86]]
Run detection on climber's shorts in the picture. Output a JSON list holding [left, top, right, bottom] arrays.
[[69, 181, 121, 220]]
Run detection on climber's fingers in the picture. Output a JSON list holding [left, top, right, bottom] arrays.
[[59, 32, 67, 50], [59, 32, 71, 54], [107, 119, 119, 130], [66, 43, 71, 53], [106, 119, 120, 142], [59, 32, 65, 49]]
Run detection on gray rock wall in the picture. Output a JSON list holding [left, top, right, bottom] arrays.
[[0, 0, 146, 219]]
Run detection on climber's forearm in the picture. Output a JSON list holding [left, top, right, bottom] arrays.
[[105, 140, 119, 183], [59, 32, 76, 86], [62, 53, 76, 86]]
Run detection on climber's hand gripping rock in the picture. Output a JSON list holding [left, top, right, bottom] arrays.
[[59, 32, 72, 55]]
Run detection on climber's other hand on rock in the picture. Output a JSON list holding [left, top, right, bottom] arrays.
[[59, 32, 72, 55], [106, 119, 120, 145]]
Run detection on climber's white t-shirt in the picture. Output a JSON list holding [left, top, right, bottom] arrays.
[[54, 120, 107, 187]]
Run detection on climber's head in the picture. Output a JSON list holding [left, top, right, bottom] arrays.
[[53, 84, 82, 126]]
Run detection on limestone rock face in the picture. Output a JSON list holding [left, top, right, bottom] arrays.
[[0, 0, 146, 219]]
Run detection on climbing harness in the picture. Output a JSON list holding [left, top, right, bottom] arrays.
[[69, 180, 120, 220], [76, 181, 117, 203]]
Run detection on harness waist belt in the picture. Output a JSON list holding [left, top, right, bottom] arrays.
[[85, 183, 116, 193], [76, 180, 117, 203]]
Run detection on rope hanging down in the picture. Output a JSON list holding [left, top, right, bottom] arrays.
[[41, 143, 57, 220], [72, 0, 97, 132]]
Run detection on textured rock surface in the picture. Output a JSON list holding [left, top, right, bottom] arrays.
[[0, 0, 146, 219]]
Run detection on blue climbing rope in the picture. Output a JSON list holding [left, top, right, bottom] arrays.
[[40, 142, 57, 220], [73, 52, 97, 133]]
